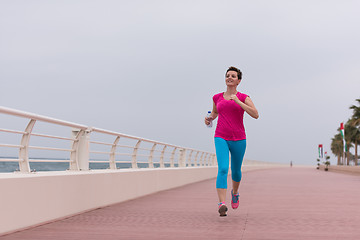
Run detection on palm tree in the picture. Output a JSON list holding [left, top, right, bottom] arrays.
[[350, 98, 360, 124], [344, 120, 356, 165], [331, 132, 343, 165], [349, 98, 360, 165]]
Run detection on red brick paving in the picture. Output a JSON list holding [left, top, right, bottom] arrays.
[[1, 167, 360, 239]]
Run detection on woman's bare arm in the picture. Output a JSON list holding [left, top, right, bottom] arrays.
[[230, 95, 259, 119], [204, 101, 218, 125]]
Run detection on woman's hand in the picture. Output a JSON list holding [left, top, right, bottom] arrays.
[[229, 94, 240, 104], [204, 116, 213, 126], [204, 101, 218, 126]]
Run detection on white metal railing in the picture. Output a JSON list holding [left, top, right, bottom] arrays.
[[0, 106, 216, 173]]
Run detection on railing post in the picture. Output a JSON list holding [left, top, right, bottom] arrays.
[[132, 140, 141, 168], [77, 129, 90, 171], [70, 129, 81, 170], [202, 153, 207, 166], [109, 136, 120, 169], [212, 154, 216, 166], [160, 145, 166, 168], [187, 150, 194, 167], [170, 147, 177, 167], [148, 143, 157, 168], [199, 152, 204, 166], [206, 153, 211, 166], [194, 151, 199, 167], [18, 119, 36, 173], [178, 148, 186, 167]]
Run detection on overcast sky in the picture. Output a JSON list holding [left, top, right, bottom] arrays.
[[1, 0, 359, 166]]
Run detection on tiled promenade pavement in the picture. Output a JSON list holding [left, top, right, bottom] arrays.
[[1, 167, 360, 240]]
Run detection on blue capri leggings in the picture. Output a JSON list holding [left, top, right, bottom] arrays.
[[215, 137, 246, 189]]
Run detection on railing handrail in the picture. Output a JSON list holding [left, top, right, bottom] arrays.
[[91, 127, 214, 155], [0, 106, 88, 130], [0, 106, 216, 172], [91, 127, 180, 148]]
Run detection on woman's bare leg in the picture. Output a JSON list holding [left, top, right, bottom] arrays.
[[232, 180, 240, 194], [217, 188, 227, 202]]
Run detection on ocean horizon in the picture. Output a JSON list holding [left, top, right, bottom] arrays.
[[0, 156, 175, 173]]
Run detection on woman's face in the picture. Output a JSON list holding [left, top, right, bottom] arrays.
[[225, 70, 241, 87]]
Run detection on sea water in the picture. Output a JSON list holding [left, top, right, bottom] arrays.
[[0, 157, 174, 173]]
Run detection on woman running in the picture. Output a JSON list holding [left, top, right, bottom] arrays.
[[205, 66, 259, 217]]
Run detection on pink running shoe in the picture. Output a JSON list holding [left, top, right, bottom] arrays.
[[231, 190, 239, 209], [218, 202, 228, 217]]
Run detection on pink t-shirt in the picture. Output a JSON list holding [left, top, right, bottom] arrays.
[[213, 92, 248, 141]]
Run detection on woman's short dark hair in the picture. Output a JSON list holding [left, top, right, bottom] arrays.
[[226, 66, 242, 80]]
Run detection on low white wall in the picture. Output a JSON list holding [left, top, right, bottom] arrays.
[[0, 161, 286, 235], [0, 166, 217, 235]]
